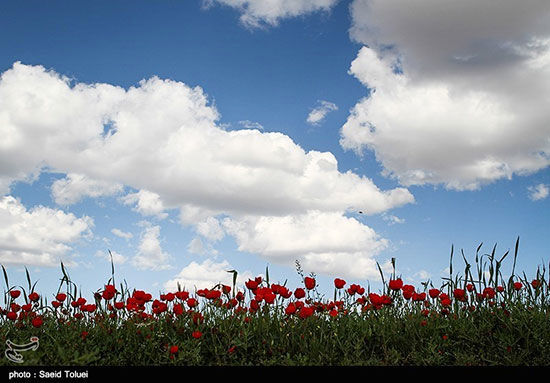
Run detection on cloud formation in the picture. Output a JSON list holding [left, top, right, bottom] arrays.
[[341, 1, 550, 190], [164, 258, 254, 291], [307, 100, 338, 126], [132, 222, 172, 271], [528, 183, 549, 201], [203, 0, 339, 28], [0, 196, 93, 266], [0, 62, 413, 277], [51, 173, 123, 206]]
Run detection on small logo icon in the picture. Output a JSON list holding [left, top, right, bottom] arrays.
[[5, 337, 39, 363]]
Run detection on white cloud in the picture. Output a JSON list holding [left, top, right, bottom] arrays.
[[238, 120, 264, 130], [306, 100, 338, 126], [382, 214, 405, 225], [341, 1, 550, 190], [51, 173, 123, 205], [0, 62, 415, 278], [203, 0, 339, 28], [122, 189, 168, 219], [111, 228, 133, 240], [0, 62, 412, 218], [94, 249, 127, 265], [164, 258, 255, 292], [0, 196, 93, 267], [187, 237, 206, 255], [196, 216, 225, 241], [528, 183, 549, 201], [414, 270, 431, 281], [223, 210, 390, 279], [187, 237, 220, 257], [132, 223, 172, 271]]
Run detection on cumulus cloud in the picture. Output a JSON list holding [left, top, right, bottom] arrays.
[[0, 195, 93, 266], [132, 223, 172, 271], [121, 189, 168, 219], [94, 249, 127, 265], [51, 173, 123, 205], [341, 1, 550, 190], [196, 216, 225, 242], [223, 210, 390, 279], [164, 258, 254, 292], [528, 183, 549, 201], [382, 214, 405, 225], [202, 0, 339, 28], [111, 228, 133, 240], [0, 62, 414, 278], [306, 100, 338, 126], [238, 120, 264, 130]]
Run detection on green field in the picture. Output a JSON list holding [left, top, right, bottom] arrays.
[[2, 238, 550, 366]]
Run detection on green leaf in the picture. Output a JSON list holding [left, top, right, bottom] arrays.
[[25, 266, 32, 292], [1, 264, 9, 291]]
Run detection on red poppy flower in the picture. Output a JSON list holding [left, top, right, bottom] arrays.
[[192, 331, 202, 339], [304, 277, 316, 290], [482, 287, 496, 299], [9, 290, 21, 299], [206, 289, 221, 300], [388, 279, 403, 291], [294, 288, 306, 299], [429, 289, 440, 299], [81, 331, 88, 340], [84, 304, 97, 313], [453, 289, 466, 301], [299, 306, 314, 319], [52, 301, 61, 309], [222, 285, 231, 294], [22, 303, 32, 312], [334, 278, 346, 289], [497, 285, 505, 293], [513, 282, 523, 291], [7, 312, 17, 321], [114, 301, 125, 310], [186, 298, 198, 308], [175, 291, 189, 301], [285, 302, 297, 315], [249, 299, 259, 311], [165, 292, 175, 302], [28, 292, 40, 302], [402, 284, 415, 293], [56, 293, 67, 302], [263, 291, 276, 304], [102, 290, 115, 300], [245, 279, 259, 290], [440, 297, 452, 307], [466, 283, 474, 292], [173, 303, 183, 316], [77, 297, 87, 306], [532, 279, 541, 289], [347, 284, 365, 295], [412, 292, 426, 302], [403, 291, 413, 300], [31, 316, 43, 328], [170, 345, 178, 354]]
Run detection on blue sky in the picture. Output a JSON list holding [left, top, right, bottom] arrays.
[[1, 0, 549, 301]]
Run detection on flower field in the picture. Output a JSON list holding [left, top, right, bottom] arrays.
[[2, 238, 550, 366]]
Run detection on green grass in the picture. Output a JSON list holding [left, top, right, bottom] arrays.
[[2, 237, 550, 366]]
